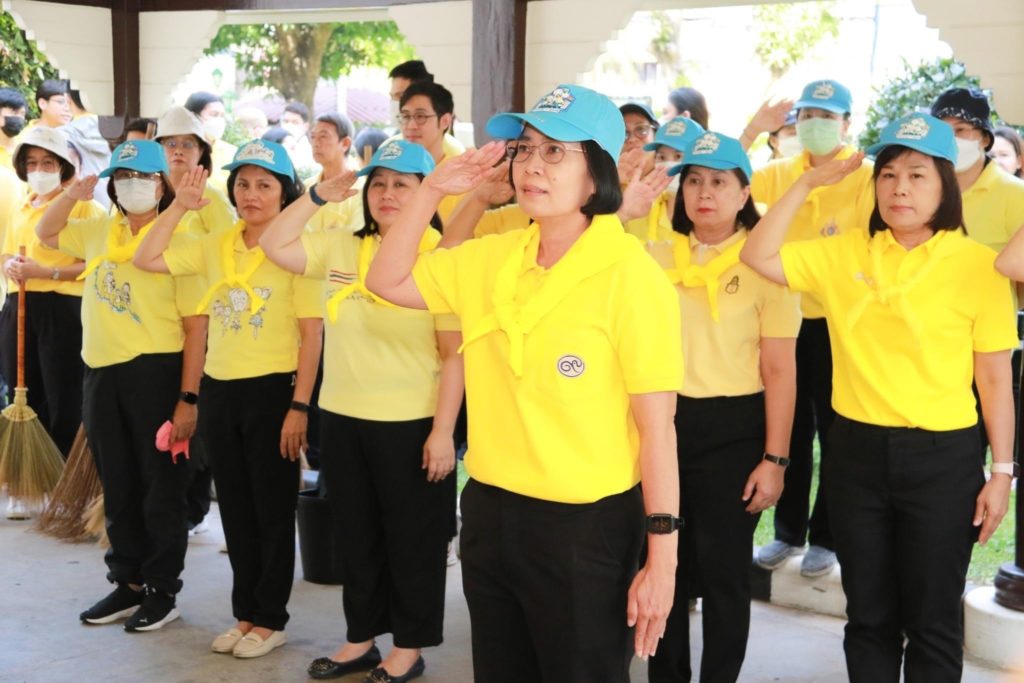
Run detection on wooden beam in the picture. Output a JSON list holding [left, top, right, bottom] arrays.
[[110, 0, 141, 120], [139, 0, 446, 10], [471, 0, 526, 146], [41, 0, 112, 6]]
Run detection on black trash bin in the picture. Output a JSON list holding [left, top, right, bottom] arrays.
[[296, 487, 344, 585]]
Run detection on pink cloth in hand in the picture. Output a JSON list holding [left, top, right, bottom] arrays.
[[155, 420, 190, 464]]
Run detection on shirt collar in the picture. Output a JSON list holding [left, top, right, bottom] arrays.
[[877, 226, 951, 255], [687, 227, 745, 254], [965, 159, 1001, 195]]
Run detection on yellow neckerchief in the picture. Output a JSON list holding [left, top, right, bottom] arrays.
[[845, 229, 964, 343], [666, 229, 746, 322], [792, 146, 859, 235], [79, 213, 156, 280], [646, 193, 672, 243], [325, 229, 439, 323], [195, 220, 266, 315], [459, 214, 635, 376]]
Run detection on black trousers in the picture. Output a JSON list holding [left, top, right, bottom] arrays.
[[1, 292, 83, 455], [461, 479, 643, 683], [82, 352, 188, 595], [774, 317, 834, 549], [320, 411, 453, 648], [649, 393, 765, 683], [199, 372, 298, 631], [825, 416, 982, 683], [186, 437, 211, 528]]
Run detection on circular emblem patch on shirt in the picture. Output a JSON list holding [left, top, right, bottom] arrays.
[[557, 355, 585, 378]]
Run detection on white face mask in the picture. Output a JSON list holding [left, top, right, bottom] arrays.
[[954, 137, 984, 173], [777, 135, 803, 158], [27, 171, 62, 197], [203, 116, 227, 142], [114, 178, 160, 214], [656, 160, 681, 193]]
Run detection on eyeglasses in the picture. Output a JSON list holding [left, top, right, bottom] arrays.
[[112, 170, 159, 181], [505, 141, 586, 165], [161, 139, 199, 151], [397, 112, 438, 126], [625, 125, 655, 140]]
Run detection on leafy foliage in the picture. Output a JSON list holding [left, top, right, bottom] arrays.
[[858, 58, 989, 149], [753, 2, 839, 81], [0, 11, 61, 114]]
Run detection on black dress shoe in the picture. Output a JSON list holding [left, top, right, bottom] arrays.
[[307, 645, 382, 679], [363, 656, 425, 683]]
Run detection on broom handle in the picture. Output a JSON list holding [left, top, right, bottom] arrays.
[[17, 245, 25, 389]]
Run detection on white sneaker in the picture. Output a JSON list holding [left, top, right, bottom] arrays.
[[188, 519, 210, 537], [6, 497, 30, 520]]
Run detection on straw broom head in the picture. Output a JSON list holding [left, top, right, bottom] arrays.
[[36, 425, 102, 542], [0, 389, 64, 501]]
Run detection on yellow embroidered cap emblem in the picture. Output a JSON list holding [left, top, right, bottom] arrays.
[[895, 117, 931, 141]]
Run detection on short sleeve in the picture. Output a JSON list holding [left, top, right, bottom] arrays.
[[758, 279, 802, 338], [58, 214, 108, 260], [613, 256, 683, 394], [972, 253, 1019, 353], [292, 273, 324, 319], [750, 164, 773, 206], [168, 232, 205, 317], [434, 313, 461, 332], [779, 239, 832, 295], [301, 230, 330, 280], [163, 234, 207, 277], [197, 189, 236, 235], [475, 205, 531, 238], [412, 243, 465, 316]]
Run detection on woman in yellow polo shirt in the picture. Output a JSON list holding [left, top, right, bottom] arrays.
[[643, 132, 799, 683], [364, 85, 683, 682], [36, 140, 203, 633], [133, 139, 322, 659], [742, 113, 1016, 683]]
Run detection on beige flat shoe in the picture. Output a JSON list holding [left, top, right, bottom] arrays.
[[211, 627, 246, 653], [232, 630, 287, 658]]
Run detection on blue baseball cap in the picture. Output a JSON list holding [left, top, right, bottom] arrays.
[[222, 139, 295, 178], [669, 131, 754, 183], [487, 84, 626, 162], [643, 116, 706, 153], [795, 79, 852, 115], [620, 102, 658, 126], [357, 139, 435, 177], [99, 140, 169, 178], [865, 113, 957, 164]]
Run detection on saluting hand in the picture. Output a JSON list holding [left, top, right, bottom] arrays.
[[799, 151, 866, 190], [473, 159, 515, 207], [172, 166, 211, 212], [742, 460, 784, 514], [423, 141, 507, 197], [314, 169, 359, 203], [747, 98, 795, 138], [65, 175, 98, 202], [619, 164, 672, 224], [617, 146, 648, 186]]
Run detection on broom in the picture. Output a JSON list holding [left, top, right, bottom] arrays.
[[0, 246, 65, 504], [36, 425, 103, 541]]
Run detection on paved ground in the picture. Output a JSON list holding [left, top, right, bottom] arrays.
[[0, 496, 1011, 683]]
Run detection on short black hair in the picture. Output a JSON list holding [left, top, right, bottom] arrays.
[[671, 166, 760, 235], [36, 79, 69, 104], [125, 117, 156, 136], [507, 138, 622, 219], [261, 126, 291, 145], [314, 112, 353, 140], [667, 87, 709, 129], [400, 81, 454, 119], [107, 173, 175, 214], [353, 127, 388, 160], [356, 167, 442, 238], [184, 91, 223, 117], [0, 88, 28, 112], [388, 60, 433, 83], [226, 165, 305, 211], [283, 101, 311, 123], [13, 143, 75, 183], [868, 144, 963, 236]]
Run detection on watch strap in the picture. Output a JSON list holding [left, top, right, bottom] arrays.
[[646, 513, 683, 534], [309, 183, 328, 206], [290, 400, 311, 413], [990, 462, 1019, 477], [764, 453, 791, 467], [179, 391, 198, 405]]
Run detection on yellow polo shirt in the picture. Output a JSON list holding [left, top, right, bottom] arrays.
[[304, 173, 365, 233], [0, 167, 24, 256], [649, 230, 801, 398], [2, 194, 106, 296], [412, 214, 683, 504], [58, 214, 198, 368], [302, 227, 457, 421], [471, 203, 531, 238], [752, 146, 875, 318], [780, 228, 1017, 430], [185, 186, 236, 236], [209, 138, 237, 194], [962, 160, 1024, 253], [163, 224, 322, 381], [625, 191, 675, 243]]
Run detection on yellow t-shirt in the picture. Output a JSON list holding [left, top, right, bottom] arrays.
[[962, 160, 1024, 253], [2, 194, 106, 296], [780, 228, 1017, 430], [58, 214, 197, 368], [302, 227, 457, 421], [649, 230, 801, 398], [0, 167, 25, 258], [0, 146, 13, 172], [624, 191, 675, 244], [163, 223, 322, 381], [412, 214, 683, 504], [185, 185, 236, 236], [304, 173, 365, 233], [752, 146, 875, 318]]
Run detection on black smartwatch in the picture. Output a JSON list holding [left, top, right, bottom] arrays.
[[179, 391, 198, 405], [646, 513, 683, 534], [763, 453, 791, 467], [290, 400, 311, 413], [308, 183, 328, 206]]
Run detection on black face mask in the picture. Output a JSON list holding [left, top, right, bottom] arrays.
[[2, 116, 25, 138]]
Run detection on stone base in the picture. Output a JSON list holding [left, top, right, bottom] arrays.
[[964, 586, 1024, 671]]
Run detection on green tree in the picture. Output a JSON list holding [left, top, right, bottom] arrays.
[[753, 2, 839, 82], [859, 57, 989, 149], [207, 21, 415, 108], [0, 10, 61, 113]]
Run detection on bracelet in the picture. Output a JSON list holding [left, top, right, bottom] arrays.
[[763, 453, 791, 467], [179, 391, 198, 405], [308, 183, 327, 206], [290, 400, 311, 413]]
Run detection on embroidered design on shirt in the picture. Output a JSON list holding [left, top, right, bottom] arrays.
[[557, 355, 585, 378], [212, 286, 272, 339], [725, 275, 740, 294], [895, 117, 930, 141], [94, 264, 140, 323], [692, 133, 721, 156], [532, 87, 574, 113], [812, 82, 835, 100], [329, 269, 357, 285], [820, 220, 839, 237], [236, 141, 275, 164]]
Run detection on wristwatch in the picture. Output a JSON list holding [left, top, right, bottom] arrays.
[[646, 513, 683, 534], [308, 183, 328, 206], [179, 391, 199, 405], [763, 453, 791, 467], [991, 462, 1020, 478]]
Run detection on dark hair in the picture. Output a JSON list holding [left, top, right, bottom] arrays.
[[353, 127, 388, 159], [36, 79, 69, 104], [261, 126, 291, 145], [13, 144, 76, 183], [667, 87, 709, 129], [868, 145, 963, 236], [356, 167, 441, 238], [107, 172, 175, 214], [995, 126, 1023, 178], [226, 164, 305, 211], [283, 101, 311, 123], [69, 89, 86, 111], [314, 112, 353, 140], [125, 117, 156, 137], [0, 88, 28, 112], [400, 81, 455, 121], [388, 60, 433, 83], [507, 138, 622, 219], [184, 91, 223, 117], [670, 166, 760, 235]]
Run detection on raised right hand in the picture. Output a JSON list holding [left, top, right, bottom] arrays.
[[65, 175, 99, 202], [800, 151, 866, 190], [172, 166, 211, 211], [424, 141, 507, 197], [314, 169, 359, 203]]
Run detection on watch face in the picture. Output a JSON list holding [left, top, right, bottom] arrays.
[[648, 514, 676, 534]]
